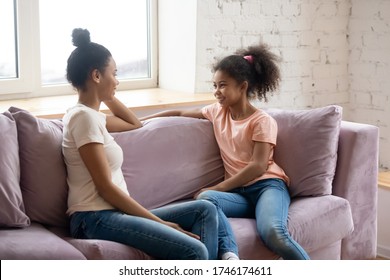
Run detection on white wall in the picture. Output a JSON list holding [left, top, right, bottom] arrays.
[[194, 0, 351, 112], [347, 0, 390, 257], [348, 0, 390, 170], [158, 0, 197, 93], [160, 0, 351, 109]]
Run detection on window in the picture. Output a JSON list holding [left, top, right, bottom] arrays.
[[0, 0, 17, 80], [0, 0, 157, 99]]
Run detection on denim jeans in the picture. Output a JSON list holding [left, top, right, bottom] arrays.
[[69, 200, 218, 260], [197, 178, 310, 260]]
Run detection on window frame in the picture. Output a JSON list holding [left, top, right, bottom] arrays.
[[0, 0, 158, 99]]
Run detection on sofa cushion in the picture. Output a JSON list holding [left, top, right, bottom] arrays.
[[230, 195, 353, 259], [0, 112, 30, 228], [266, 105, 342, 197], [113, 117, 224, 209], [287, 195, 353, 251], [229, 218, 279, 260], [0, 222, 85, 259], [48, 226, 153, 260], [9, 107, 68, 227], [67, 239, 153, 260]]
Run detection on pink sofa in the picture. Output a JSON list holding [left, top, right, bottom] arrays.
[[0, 105, 378, 260]]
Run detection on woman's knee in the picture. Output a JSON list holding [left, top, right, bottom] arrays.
[[195, 199, 217, 215], [183, 241, 209, 260], [196, 243, 209, 260]]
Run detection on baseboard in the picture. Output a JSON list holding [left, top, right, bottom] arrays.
[[377, 244, 390, 259]]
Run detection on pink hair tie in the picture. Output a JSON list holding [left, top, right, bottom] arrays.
[[243, 55, 253, 64]]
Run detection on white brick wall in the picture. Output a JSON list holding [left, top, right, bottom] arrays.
[[195, 0, 350, 112], [348, 0, 390, 170], [193, 0, 390, 170], [159, 0, 389, 170]]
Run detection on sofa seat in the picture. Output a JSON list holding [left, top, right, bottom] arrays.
[[47, 195, 353, 260], [0, 223, 85, 260], [230, 195, 353, 260], [48, 226, 153, 260]]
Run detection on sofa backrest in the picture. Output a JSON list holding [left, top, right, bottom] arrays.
[[0, 105, 343, 229], [113, 116, 224, 209]]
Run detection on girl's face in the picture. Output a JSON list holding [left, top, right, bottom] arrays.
[[98, 57, 119, 101], [212, 70, 246, 107]]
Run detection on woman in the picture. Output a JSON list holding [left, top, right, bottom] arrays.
[[141, 43, 310, 260], [62, 28, 218, 260]]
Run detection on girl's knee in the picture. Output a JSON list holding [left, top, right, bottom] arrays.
[[196, 190, 217, 203], [260, 225, 289, 247]]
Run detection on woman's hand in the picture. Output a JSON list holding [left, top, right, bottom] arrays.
[[162, 221, 200, 240]]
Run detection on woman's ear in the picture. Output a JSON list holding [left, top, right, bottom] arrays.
[[91, 69, 100, 83]]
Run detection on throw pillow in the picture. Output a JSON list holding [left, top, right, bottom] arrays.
[[266, 105, 342, 197], [0, 111, 30, 227], [9, 107, 69, 227]]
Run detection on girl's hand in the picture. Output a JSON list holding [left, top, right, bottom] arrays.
[[162, 221, 200, 240]]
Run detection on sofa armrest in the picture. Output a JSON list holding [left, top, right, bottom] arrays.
[[332, 121, 379, 259]]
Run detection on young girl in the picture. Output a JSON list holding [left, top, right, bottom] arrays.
[[141, 43, 310, 260], [62, 28, 218, 260]]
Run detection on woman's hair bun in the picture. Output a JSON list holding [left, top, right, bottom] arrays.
[[71, 28, 91, 47]]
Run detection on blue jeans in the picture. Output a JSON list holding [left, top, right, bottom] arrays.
[[69, 200, 218, 260], [197, 179, 310, 260]]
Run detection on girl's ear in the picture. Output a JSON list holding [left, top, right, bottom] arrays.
[[91, 69, 100, 83], [240, 80, 249, 94]]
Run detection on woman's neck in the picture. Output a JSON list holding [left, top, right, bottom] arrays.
[[77, 89, 100, 111]]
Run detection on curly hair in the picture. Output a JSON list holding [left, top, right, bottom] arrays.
[[212, 43, 281, 102]]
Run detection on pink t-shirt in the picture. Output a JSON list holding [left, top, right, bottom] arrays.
[[202, 103, 289, 186]]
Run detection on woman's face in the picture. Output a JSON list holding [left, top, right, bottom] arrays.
[[212, 70, 246, 107], [98, 57, 119, 101]]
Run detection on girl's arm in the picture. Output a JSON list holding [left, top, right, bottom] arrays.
[[104, 97, 142, 132], [78, 142, 199, 239], [195, 141, 272, 196], [139, 108, 205, 121]]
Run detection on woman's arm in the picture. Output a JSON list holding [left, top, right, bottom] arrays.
[[104, 97, 142, 132], [78, 142, 199, 239], [195, 141, 272, 196], [139, 108, 205, 121]]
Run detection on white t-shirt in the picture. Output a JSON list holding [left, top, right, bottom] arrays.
[[62, 104, 129, 215]]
